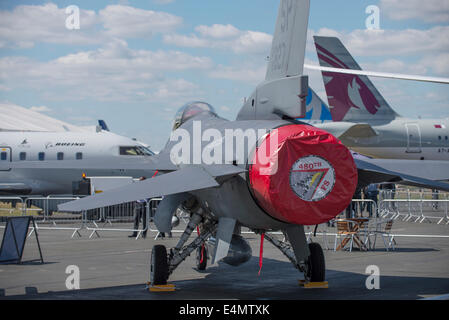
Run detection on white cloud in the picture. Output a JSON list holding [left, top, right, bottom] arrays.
[[420, 53, 449, 76], [313, 26, 449, 57], [0, 40, 212, 103], [208, 64, 266, 85], [0, 3, 184, 48], [163, 33, 211, 48], [380, 0, 449, 23], [308, 26, 449, 78], [195, 24, 240, 39], [164, 24, 272, 55], [0, 3, 98, 48], [99, 5, 182, 38]]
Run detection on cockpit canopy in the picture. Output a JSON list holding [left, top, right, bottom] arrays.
[[172, 101, 217, 130], [119, 145, 155, 156]]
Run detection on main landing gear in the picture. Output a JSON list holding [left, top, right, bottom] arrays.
[[263, 231, 326, 284], [149, 214, 325, 287], [149, 211, 217, 285]]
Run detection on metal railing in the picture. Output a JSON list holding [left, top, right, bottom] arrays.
[[86, 198, 163, 239], [0, 196, 164, 239], [1, 188, 448, 242], [379, 198, 449, 224]]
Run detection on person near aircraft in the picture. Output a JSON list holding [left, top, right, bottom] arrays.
[[364, 184, 379, 217], [432, 189, 439, 210], [129, 176, 148, 238], [345, 187, 362, 218], [380, 183, 396, 211]]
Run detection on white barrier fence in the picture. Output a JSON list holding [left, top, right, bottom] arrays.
[[379, 199, 449, 224], [0, 196, 164, 239], [1, 190, 448, 240]]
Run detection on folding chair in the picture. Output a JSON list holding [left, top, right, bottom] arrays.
[[360, 218, 381, 250], [380, 220, 396, 251], [371, 219, 396, 251], [333, 220, 357, 252]]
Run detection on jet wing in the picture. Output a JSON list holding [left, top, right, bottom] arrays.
[[355, 158, 449, 191], [58, 165, 245, 212], [304, 64, 449, 85], [0, 183, 32, 195]]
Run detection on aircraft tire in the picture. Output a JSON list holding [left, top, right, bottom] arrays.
[[196, 245, 208, 271], [307, 242, 325, 282], [150, 245, 169, 285]]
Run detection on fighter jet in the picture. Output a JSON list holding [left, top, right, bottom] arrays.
[[48, 0, 449, 286], [5, 0, 449, 286], [304, 36, 449, 163]]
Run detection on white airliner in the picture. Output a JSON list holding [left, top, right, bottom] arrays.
[[0, 130, 156, 196], [302, 36, 449, 161]]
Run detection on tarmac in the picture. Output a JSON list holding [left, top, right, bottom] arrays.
[[0, 219, 448, 300]]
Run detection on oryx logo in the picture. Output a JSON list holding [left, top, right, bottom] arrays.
[[289, 155, 335, 202], [315, 43, 380, 121]]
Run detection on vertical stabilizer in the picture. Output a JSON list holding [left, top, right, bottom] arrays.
[[237, 0, 311, 120], [314, 36, 398, 121], [266, 0, 310, 80]]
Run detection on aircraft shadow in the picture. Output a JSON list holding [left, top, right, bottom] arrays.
[[2, 256, 449, 300]]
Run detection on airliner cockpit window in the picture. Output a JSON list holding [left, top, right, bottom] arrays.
[[119, 146, 154, 156], [172, 101, 216, 131]]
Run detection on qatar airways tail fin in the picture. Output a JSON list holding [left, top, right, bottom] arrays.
[[313, 36, 398, 121]]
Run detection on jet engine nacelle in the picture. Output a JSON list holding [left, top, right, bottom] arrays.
[[248, 124, 358, 225]]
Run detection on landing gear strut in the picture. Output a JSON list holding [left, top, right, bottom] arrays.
[[263, 232, 326, 283], [149, 211, 217, 285]]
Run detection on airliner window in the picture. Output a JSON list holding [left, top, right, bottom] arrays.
[[38, 152, 45, 161], [57, 152, 64, 160], [120, 146, 154, 156], [76, 152, 83, 160], [0, 152, 6, 161], [20, 152, 26, 161]]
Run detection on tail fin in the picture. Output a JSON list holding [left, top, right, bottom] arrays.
[[237, 0, 310, 120], [98, 120, 110, 131], [265, 0, 310, 80], [313, 36, 398, 121]]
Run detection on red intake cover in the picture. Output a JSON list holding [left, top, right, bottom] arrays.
[[248, 124, 357, 225]]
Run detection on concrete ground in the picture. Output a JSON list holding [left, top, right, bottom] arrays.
[[0, 219, 448, 300]]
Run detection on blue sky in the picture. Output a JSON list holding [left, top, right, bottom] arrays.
[[1, 0, 448, 150]]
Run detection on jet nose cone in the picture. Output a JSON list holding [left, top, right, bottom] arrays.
[[248, 124, 358, 225]]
